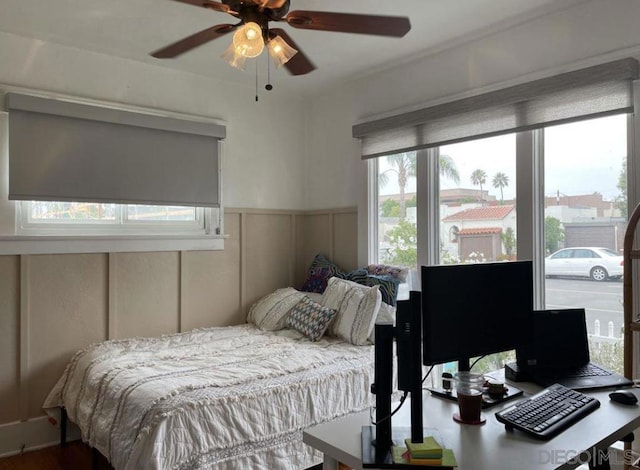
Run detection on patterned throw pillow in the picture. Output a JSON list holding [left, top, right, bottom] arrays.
[[366, 264, 409, 282], [321, 277, 381, 346], [346, 269, 401, 306], [286, 296, 337, 341], [300, 254, 347, 293], [247, 287, 306, 331]]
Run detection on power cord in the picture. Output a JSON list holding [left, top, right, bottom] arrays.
[[370, 364, 436, 425], [469, 355, 487, 371], [370, 391, 408, 425]]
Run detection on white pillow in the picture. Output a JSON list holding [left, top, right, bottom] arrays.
[[368, 302, 397, 344], [247, 287, 306, 331], [321, 277, 381, 345]]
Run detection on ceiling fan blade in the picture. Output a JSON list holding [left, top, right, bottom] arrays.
[[270, 28, 316, 75], [286, 10, 411, 37], [169, 0, 232, 13], [151, 24, 237, 58]]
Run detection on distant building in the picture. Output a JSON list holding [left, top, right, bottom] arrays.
[[441, 205, 516, 261]]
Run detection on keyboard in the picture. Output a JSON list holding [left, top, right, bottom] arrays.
[[564, 362, 612, 378], [495, 383, 600, 439]]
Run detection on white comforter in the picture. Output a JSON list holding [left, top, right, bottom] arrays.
[[43, 324, 375, 470]]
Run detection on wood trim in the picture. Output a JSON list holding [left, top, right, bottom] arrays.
[[107, 254, 116, 340], [239, 212, 247, 315], [225, 207, 357, 216], [19, 255, 29, 421], [178, 252, 185, 333], [328, 212, 335, 260]]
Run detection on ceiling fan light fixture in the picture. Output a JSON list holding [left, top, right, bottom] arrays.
[[232, 22, 264, 58], [267, 35, 298, 68], [221, 42, 247, 70]]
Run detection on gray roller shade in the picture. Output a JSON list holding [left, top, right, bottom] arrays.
[[353, 58, 639, 159], [6, 93, 226, 207]]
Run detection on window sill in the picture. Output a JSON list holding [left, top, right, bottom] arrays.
[[0, 234, 227, 255]]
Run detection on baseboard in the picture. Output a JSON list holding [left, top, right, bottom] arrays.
[[0, 415, 81, 458]]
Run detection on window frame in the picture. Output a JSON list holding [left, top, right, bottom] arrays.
[[365, 116, 634, 310], [15, 201, 214, 237]]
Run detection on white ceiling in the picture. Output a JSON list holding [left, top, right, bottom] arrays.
[[0, 0, 588, 94]]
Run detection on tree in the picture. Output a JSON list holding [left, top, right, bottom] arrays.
[[379, 153, 460, 219], [501, 227, 516, 257], [380, 198, 401, 217], [379, 152, 416, 219], [440, 154, 460, 185], [386, 219, 417, 267], [544, 216, 564, 254], [470, 169, 487, 204], [492, 172, 509, 204], [615, 158, 627, 218]]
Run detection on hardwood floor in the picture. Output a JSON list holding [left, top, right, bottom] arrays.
[[0, 442, 338, 470], [0, 441, 112, 470]]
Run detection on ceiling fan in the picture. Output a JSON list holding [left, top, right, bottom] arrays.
[[151, 0, 411, 76]]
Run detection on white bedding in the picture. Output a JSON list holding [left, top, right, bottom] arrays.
[[43, 324, 375, 470]]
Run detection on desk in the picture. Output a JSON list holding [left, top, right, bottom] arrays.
[[303, 385, 640, 470]]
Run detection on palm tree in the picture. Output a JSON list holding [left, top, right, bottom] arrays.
[[470, 169, 487, 204], [492, 172, 509, 204], [440, 154, 460, 185], [379, 152, 416, 219], [379, 153, 460, 219]]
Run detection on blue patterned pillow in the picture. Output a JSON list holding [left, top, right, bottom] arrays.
[[286, 296, 337, 341], [363, 274, 401, 306], [346, 269, 401, 306], [301, 254, 347, 294]]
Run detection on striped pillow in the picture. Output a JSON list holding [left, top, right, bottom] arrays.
[[247, 287, 306, 331], [321, 277, 381, 345], [286, 296, 337, 341]]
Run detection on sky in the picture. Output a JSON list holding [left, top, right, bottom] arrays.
[[379, 114, 627, 201]]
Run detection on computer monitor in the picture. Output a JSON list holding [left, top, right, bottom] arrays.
[[421, 260, 533, 372]]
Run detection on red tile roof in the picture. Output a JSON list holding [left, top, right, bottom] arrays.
[[443, 204, 514, 221], [459, 227, 503, 235]]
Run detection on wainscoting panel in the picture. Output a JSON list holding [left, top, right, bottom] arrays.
[[0, 206, 357, 456], [293, 208, 358, 288], [295, 213, 332, 288], [0, 255, 19, 424], [331, 211, 359, 273], [25, 254, 108, 419], [243, 212, 295, 312], [181, 213, 243, 331], [111, 252, 180, 339]]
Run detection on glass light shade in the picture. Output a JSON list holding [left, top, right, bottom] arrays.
[[232, 22, 264, 58], [221, 42, 247, 70], [267, 35, 298, 68]]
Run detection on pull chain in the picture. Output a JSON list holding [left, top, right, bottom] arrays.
[[266, 53, 273, 91], [255, 59, 259, 102]]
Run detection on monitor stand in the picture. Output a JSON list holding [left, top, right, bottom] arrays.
[[428, 383, 523, 409], [362, 426, 444, 468]]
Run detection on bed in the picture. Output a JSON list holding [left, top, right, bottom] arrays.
[[42, 273, 396, 470]]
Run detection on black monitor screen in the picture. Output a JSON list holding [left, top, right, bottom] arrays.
[[421, 261, 533, 370]]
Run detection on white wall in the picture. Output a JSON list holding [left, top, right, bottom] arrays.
[[304, 0, 640, 213], [0, 30, 307, 212]]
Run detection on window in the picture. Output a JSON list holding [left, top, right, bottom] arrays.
[[0, 92, 225, 254], [439, 134, 516, 265], [369, 118, 629, 374], [17, 201, 216, 236], [543, 114, 627, 373], [362, 59, 636, 376]]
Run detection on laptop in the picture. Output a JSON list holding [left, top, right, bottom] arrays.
[[516, 308, 633, 390]]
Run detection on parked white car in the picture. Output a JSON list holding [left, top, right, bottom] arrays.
[[545, 247, 623, 281]]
